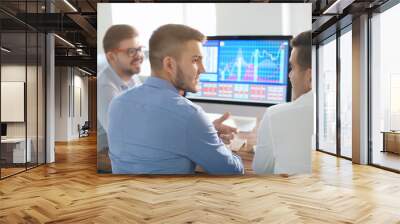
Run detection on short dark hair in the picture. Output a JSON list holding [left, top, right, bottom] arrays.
[[290, 31, 312, 70], [103, 24, 138, 53], [149, 24, 206, 71]]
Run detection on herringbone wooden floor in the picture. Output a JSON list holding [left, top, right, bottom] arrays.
[[1, 135, 400, 223]]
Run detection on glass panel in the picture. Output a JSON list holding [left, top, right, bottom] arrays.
[[339, 29, 352, 158], [0, 1, 46, 178], [27, 31, 38, 169], [1, 31, 27, 177], [312, 45, 317, 150], [318, 37, 337, 154], [371, 3, 400, 171], [38, 32, 45, 165]]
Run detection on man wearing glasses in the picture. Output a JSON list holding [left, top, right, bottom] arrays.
[[97, 24, 144, 172]]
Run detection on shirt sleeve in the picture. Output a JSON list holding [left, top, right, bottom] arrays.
[[98, 85, 119, 133], [185, 108, 244, 175], [252, 110, 276, 174]]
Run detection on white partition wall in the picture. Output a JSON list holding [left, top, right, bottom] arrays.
[[1, 82, 24, 122], [54, 67, 89, 141]]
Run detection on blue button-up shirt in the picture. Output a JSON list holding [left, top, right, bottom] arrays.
[[108, 76, 244, 175]]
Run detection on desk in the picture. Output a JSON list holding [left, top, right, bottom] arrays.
[[195, 115, 258, 174], [209, 113, 257, 174], [1, 138, 31, 164], [235, 131, 257, 174], [194, 131, 257, 174], [382, 131, 400, 154]]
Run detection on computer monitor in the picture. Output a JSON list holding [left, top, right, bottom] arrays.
[[186, 36, 292, 106], [1, 123, 7, 137]]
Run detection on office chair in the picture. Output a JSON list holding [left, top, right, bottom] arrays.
[[79, 121, 90, 138]]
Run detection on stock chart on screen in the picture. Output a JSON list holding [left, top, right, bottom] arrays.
[[187, 36, 292, 105]]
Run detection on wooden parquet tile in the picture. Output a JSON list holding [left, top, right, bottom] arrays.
[[1, 134, 400, 223]]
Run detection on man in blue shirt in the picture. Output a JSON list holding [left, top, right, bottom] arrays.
[[108, 24, 244, 175]]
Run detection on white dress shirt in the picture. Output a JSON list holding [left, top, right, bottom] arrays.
[[97, 65, 141, 134], [252, 91, 314, 175]]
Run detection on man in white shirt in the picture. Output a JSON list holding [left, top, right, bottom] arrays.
[[97, 24, 144, 172], [252, 31, 313, 175]]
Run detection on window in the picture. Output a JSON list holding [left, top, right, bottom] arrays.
[[370, 2, 400, 171], [317, 36, 337, 155], [339, 28, 352, 158], [0, 1, 47, 179]]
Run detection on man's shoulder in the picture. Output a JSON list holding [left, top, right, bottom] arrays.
[[98, 67, 116, 87], [161, 95, 203, 118], [175, 96, 208, 120], [111, 86, 201, 113], [161, 94, 204, 120], [266, 101, 293, 116], [112, 83, 142, 101], [97, 66, 110, 80], [180, 97, 202, 112], [266, 94, 313, 117]]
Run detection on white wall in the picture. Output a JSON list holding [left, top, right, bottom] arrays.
[[55, 67, 68, 141], [214, 3, 310, 37], [97, 3, 113, 72], [1, 66, 26, 131], [1, 64, 46, 163], [72, 73, 89, 137], [215, 4, 283, 36], [97, 3, 311, 119], [1, 65, 26, 139], [284, 3, 312, 37], [55, 67, 89, 141], [99, 3, 311, 41], [1, 65, 35, 136]]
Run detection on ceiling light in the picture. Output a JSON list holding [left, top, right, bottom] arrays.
[[1, 47, 11, 53], [63, 0, 78, 12], [54, 34, 75, 48], [76, 48, 85, 55], [78, 67, 92, 76], [323, 0, 354, 15]]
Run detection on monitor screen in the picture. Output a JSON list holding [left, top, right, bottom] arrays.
[[1, 123, 7, 137], [186, 36, 292, 105]]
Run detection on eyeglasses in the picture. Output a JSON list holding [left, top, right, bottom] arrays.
[[113, 46, 145, 57]]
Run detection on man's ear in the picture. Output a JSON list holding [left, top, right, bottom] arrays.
[[306, 68, 312, 80], [106, 51, 115, 62], [306, 68, 312, 89], [163, 56, 177, 76]]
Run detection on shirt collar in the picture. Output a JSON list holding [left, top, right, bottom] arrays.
[[295, 90, 313, 103], [107, 65, 136, 90], [144, 76, 179, 94]]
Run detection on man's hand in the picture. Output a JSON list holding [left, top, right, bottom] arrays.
[[213, 112, 238, 144]]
